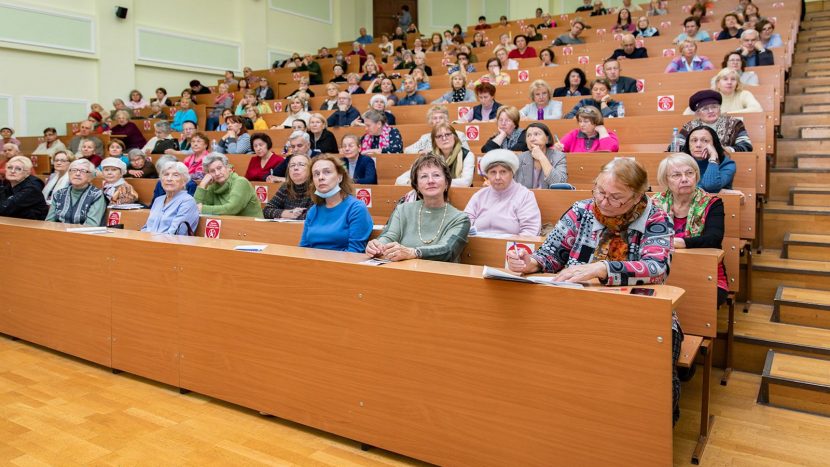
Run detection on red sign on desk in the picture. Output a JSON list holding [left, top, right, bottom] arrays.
[[273, 101, 283, 112], [636, 79, 646, 93], [662, 48, 676, 58], [30, 156, 38, 168], [205, 218, 222, 238], [143, 120, 151, 131], [504, 242, 535, 268], [517, 70, 530, 82], [657, 95, 675, 112], [562, 46, 574, 56], [107, 211, 121, 227], [465, 125, 480, 141], [595, 64, 604, 77], [457, 106, 471, 120], [356, 188, 372, 207], [577, 55, 589, 65], [255, 185, 268, 203]]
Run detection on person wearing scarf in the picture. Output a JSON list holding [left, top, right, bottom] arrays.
[[45, 158, 106, 226], [359, 110, 403, 154], [557, 106, 619, 153], [395, 123, 474, 187], [481, 106, 529, 153], [506, 158, 680, 424], [431, 72, 477, 104], [100, 157, 139, 206]]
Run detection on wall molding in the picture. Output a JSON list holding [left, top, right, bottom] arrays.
[[135, 26, 242, 73], [0, 2, 95, 55], [0, 94, 13, 129], [269, 0, 333, 24], [21, 96, 89, 135]]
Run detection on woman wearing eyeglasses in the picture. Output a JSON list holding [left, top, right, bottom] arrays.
[[263, 153, 313, 220], [45, 158, 107, 225], [0, 155, 49, 220], [42, 150, 75, 204], [506, 157, 679, 423], [555, 106, 619, 153]]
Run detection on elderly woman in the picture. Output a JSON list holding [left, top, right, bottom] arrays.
[[263, 153, 313, 220], [461, 82, 502, 123], [354, 94, 396, 126], [432, 72, 476, 104], [330, 64, 348, 83], [520, 80, 563, 120], [300, 154, 373, 252], [717, 52, 759, 87], [345, 73, 366, 95], [674, 90, 753, 152], [126, 148, 158, 178], [0, 156, 49, 220], [109, 110, 147, 150], [319, 83, 340, 111], [406, 105, 469, 154], [517, 123, 568, 188], [634, 16, 660, 37], [244, 133, 285, 182], [45, 159, 107, 225], [554, 68, 591, 97], [141, 161, 200, 235], [653, 153, 729, 306], [141, 121, 179, 154], [564, 79, 622, 119], [126, 90, 149, 110], [680, 125, 736, 193], [397, 123, 474, 187], [183, 132, 211, 181], [171, 97, 197, 132], [367, 154, 470, 262], [506, 158, 678, 423], [717, 13, 744, 40], [558, 106, 620, 153], [482, 106, 529, 152], [78, 138, 103, 167], [359, 110, 403, 154], [216, 116, 253, 154], [757, 19, 783, 49], [195, 153, 263, 217], [508, 34, 537, 59], [539, 48, 558, 67], [100, 158, 139, 206], [43, 150, 74, 203], [464, 150, 541, 236], [709, 68, 762, 113], [280, 96, 312, 128], [665, 39, 714, 72], [471, 58, 511, 88], [341, 134, 377, 185], [494, 45, 519, 70]]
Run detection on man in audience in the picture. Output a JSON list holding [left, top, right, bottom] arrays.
[[553, 20, 586, 46], [317, 47, 334, 59], [166, 120, 197, 156], [295, 54, 323, 85], [68, 121, 103, 155], [475, 15, 491, 30], [674, 16, 711, 43], [189, 80, 212, 96], [738, 29, 774, 67], [615, 0, 642, 12], [609, 34, 649, 60], [576, 0, 593, 12], [602, 59, 639, 94], [267, 131, 312, 183], [397, 75, 426, 106], [242, 67, 257, 87], [255, 77, 275, 100], [327, 92, 361, 127], [33, 127, 66, 156], [356, 27, 373, 45], [673, 90, 753, 152]]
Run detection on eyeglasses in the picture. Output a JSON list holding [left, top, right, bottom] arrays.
[[593, 187, 636, 208], [5, 166, 25, 173], [668, 170, 696, 181], [435, 133, 454, 139], [69, 168, 91, 174], [53, 159, 69, 163], [288, 162, 308, 169], [698, 104, 720, 113]]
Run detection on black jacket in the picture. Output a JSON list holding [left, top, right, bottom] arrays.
[[0, 175, 48, 220], [611, 76, 639, 94], [553, 86, 591, 97], [310, 129, 339, 154]]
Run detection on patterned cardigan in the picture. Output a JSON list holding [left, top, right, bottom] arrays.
[[531, 197, 674, 287]]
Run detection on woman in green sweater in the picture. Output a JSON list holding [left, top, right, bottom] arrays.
[[365, 154, 470, 262], [195, 153, 263, 217]]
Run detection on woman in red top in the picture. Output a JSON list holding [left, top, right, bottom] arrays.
[[245, 133, 284, 182], [507, 35, 537, 59]]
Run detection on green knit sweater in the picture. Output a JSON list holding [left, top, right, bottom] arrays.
[[194, 172, 263, 217]]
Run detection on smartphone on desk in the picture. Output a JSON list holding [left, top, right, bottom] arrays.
[[630, 287, 655, 296]]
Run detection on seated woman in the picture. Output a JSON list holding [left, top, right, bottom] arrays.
[[195, 153, 263, 217], [141, 160, 200, 236], [286, 77, 316, 98], [359, 110, 403, 154], [245, 105, 268, 130], [352, 94, 396, 126], [716, 52, 759, 86], [653, 153, 728, 306], [141, 121, 179, 154], [634, 16, 660, 37], [182, 132, 210, 181], [300, 154, 373, 252], [346, 73, 367, 95], [366, 154, 470, 262], [508, 34, 537, 59], [681, 125, 736, 193], [45, 159, 107, 226], [245, 133, 285, 182], [564, 78, 622, 119], [0, 155, 49, 220], [482, 106, 529, 152], [470, 58, 511, 88], [520, 80, 563, 120], [553, 68, 591, 97], [710, 68, 762, 113], [396, 123, 474, 187], [126, 148, 158, 178], [280, 95, 312, 129], [106, 138, 129, 166], [494, 45, 519, 70], [613, 8, 636, 33], [42, 150, 74, 203], [263, 153, 313, 220], [319, 83, 340, 111], [756, 19, 783, 49], [100, 158, 139, 206], [410, 68, 430, 91], [506, 157, 679, 422], [665, 39, 715, 72], [308, 113, 339, 154], [460, 83, 502, 123], [675, 90, 753, 152], [406, 105, 469, 154], [78, 138, 103, 167], [716, 13, 744, 40], [216, 116, 253, 154], [374, 77, 399, 105], [432, 72, 476, 104], [516, 123, 568, 188], [464, 149, 541, 236], [341, 134, 377, 185], [171, 97, 197, 132], [127, 90, 149, 111], [206, 83, 234, 131], [539, 47, 558, 67], [109, 110, 147, 150], [557, 106, 620, 153]]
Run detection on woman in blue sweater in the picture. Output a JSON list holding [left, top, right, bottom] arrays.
[[300, 154, 373, 253]]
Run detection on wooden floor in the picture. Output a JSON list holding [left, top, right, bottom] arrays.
[[2, 335, 830, 466]]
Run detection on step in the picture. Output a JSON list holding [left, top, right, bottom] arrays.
[[776, 140, 830, 168], [805, 86, 830, 95], [770, 169, 830, 201], [783, 97, 830, 117], [806, 70, 830, 78], [790, 186, 830, 207], [732, 304, 830, 373], [759, 351, 830, 418], [801, 127, 830, 139], [782, 233, 830, 262], [773, 286, 830, 329], [807, 57, 830, 64], [797, 154, 830, 169], [751, 249, 830, 303], [803, 103, 830, 112]]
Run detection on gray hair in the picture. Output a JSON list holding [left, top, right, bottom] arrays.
[[159, 160, 191, 184], [289, 130, 310, 143], [114, 110, 130, 120], [202, 152, 229, 172], [740, 29, 759, 40], [127, 148, 145, 161], [154, 154, 177, 172], [657, 153, 700, 188], [362, 109, 387, 125], [69, 158, 97, 178], [154, 120, 171, 134], [369, 94, 388, 108]]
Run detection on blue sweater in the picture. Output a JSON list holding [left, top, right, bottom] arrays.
[[171, 109, 197, 132], [300, 195, 373, 253], [697, 155, 736, 193]]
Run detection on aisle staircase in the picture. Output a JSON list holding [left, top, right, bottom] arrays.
[[733, 10, 830, 419]]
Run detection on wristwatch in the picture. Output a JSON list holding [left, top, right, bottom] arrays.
[[414, 248, 422, 259]]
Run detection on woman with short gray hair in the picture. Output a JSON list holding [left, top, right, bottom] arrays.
[[45, 159, 106, 226], [194, 153, 263, 216], [141, 120, 179, 154], [142, 161, 200, 235], [359, 109, 403, 154], [126, 148, 157, 178]]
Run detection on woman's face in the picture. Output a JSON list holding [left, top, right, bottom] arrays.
[[245, 107, 257, 120], [745, 4, 758, 15], [496, 49, 508, 63], [381, 79, 394, 93], [620, 9, 630, 20], [725, 15, 737, 28], [180, 98, 191, 109], [191, 137, 206, 153], [228, 119, 243, 133], [155, 89, 165, 100], [366, 119, 383, 135], [569, 71, 581, 87], [541, 51, 552, 64], [478, 92, 493, 107], [341, 137, 359, 158], [435, 128, 456, 153], [717, 74, 738, 94], [578, 116, 597, 136], [290, 100, 303, 113], [760, 23, 775, 41], [371, 99, 386, 111], [116, 113, 128, 126], [130, 92, 141, 102], [416, 163, 448, 200], [252, 138, 269, 157], [334, 66, 344, 76], [129, 155, 145, 169], [81, 141, 95, 156], [726, 54, 743, 71], [161, 167, 186, 193], [432, 34, 441, 45], [451, 74, 465, 89], [414, 38, 423, 48], [327, 85, 338, 98], [288, 155, 310, 184], [689, 129, 714, 160], [69, 164, 92, 188], [474, 32, 483, 42], [488, 61, 501, 74], [500, 34, 509, 45], [218, 84, 228, 94], [53, 153, 70, 173], [309, 117, 324, 134], [591, 83, 609, 101], [486, 164, 513, 191], [594, 174, 637, 217], [292, 120, 306, 132], [102, 166, 121, 184], [525, 126, 549, 147], [207, 160, 230, 185], [533, 88, 551, 106], [666, 163, 698, 195], [348, 74, 359, 85], [682, 43, 696, 59], [311, 160, 340, 194], [4, 160, 28, 184], [515, 37, 527, 49], [497, 112, 515, 133]]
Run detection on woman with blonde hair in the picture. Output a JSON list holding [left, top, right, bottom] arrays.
[[432, 72, 476, 104], [520, 80, 563, 120], [280, 95, 312, 128]]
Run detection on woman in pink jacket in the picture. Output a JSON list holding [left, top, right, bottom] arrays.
[[556, 106, 619, 153]]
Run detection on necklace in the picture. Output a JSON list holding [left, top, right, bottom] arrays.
[[418, 202, 449, 244]]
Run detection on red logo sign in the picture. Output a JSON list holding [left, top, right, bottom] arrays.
[[636, 79, 645, 93], [30, 156, 38, 167], [595, 64, 604, 77], [613, 33, 622, 41], [143, 120, 151, 131], [292, 73, 301, 81], [273, 101, 283, 112], [635, 39, 644, 48], [504, 242, 535, 268], [662, 48, 676, 58], [356, 188, 372, 207], [205, 218, 222, 238], [107, 211, 121, 226], [577, 55, 589, 65], [255, 185, 268, 203], [596, 28, 606, 35], [659, 21, 671, 29], [562, 46, 573, 56], [465, 125, 480, 141], [772, 2, 784, 7], [457, 106, 471, 120], [769, 16, 777, 23], [517, 70, 530, 82], [657, 95, 675, 112]]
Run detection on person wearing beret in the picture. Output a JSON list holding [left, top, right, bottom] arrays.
[[100, 157, 139, 206], [673, 89, 753, 152]]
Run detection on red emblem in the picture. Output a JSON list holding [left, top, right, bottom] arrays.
[[662, 48, 676, 58], [465, 125, 480, 141], [356, 188, 372, 207], [657, 95, 675, 112], [636, 79, 645, 93], [562, 46, 573, 56], [273, 102, 283, 112], [205, 218, 222, 238], [517, 70, 530, 82], [457, 106, 471, 120], [255, 185, 268, 203], [107, 211, 121, 226], [577, 55, 589, 64]]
